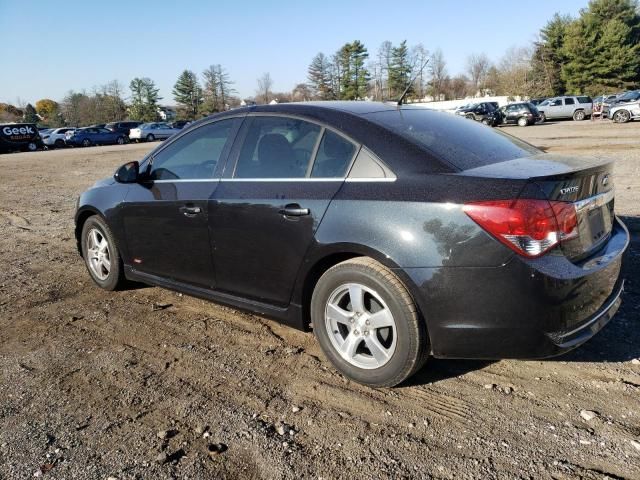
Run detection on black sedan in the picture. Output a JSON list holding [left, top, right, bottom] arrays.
[[74, 102, 628, 387], [66, 127, 126, 147], [455, 102, 499, 125]]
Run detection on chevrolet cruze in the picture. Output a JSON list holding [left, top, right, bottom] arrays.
[[75, 102, 628, 387]]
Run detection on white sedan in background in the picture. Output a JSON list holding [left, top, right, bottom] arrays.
[[42, 128, 76, 148], [129, 123, 181, 142]]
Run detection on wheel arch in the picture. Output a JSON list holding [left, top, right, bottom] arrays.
[[294, 244, 431, 344], [74, 207, 105, 256]]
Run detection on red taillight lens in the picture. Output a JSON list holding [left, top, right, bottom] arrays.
[[463, 199, 578, 258]]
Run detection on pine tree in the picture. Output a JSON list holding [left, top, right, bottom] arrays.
[[308, 53, 334, 99], [388, 40, 412, 99], [173, 70, 203, 119], [337, 41, 369, 100], [530, 14, 572, 97], [562, 0, 640, 94], [23, 103, 39, 123], [129, 77, 161, 122]]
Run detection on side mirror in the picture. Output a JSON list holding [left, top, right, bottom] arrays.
[[114, 161, 139, 183]]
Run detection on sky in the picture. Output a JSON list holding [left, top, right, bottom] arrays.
[[0, 0, 588, 106]]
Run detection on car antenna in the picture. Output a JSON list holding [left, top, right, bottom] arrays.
[[397, 59, 429, 106]]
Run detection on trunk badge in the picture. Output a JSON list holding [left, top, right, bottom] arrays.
[[560, 186, 579, 195]]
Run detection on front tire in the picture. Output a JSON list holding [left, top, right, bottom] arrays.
[[81, 216, 125, 291], [517, 117, 528, 127], [311, 257, 429, 387], [146, 134, 155, 142], [116, 136, 125, 145], [54, 139, 65, 148], [82, 138, 91, 147], [612, 109, 631, 123]]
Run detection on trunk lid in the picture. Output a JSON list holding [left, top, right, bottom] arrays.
[[461, 153, 615, 260]]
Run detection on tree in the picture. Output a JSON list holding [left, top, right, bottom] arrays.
[[562, 0, 640, 93], [202, 64, 235, 113], [466, 53, 490, 93], [35, 99, 58, 119], [129, 77, 161, 122], [428, 49, 448, 99], [307, 52, 334, 99], [0, 103, 22, 122], [173, 70, 203, 119], [530, 14, 572, 97], [388, 40, 412, 99], [292, 83, 313, 102], [256, 72, 274, 104], [410, 44, 429, 100], [337, 40, 369, 100], [23, 103, 39, 123], [497, 46, 534, 98]]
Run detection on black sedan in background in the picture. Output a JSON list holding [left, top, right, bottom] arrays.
[[66, 127, 127, 147], [74, 102, 628, 387], [455, 101, 499, 125]]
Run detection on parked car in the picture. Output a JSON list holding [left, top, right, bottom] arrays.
[[38, 128, 54, 138], [0, 123, 44, 153], [603, 90, 640, 118], [129, 122, 181, 142], [105, 121, 142, 139], [610, 100, 640, 123], [529, 97, 548, 106], [537, 96, 593, 121], [42, 127, 76, 148], [74, 102, 628, 387], [456, 102, 499, 125], [65, 127, 126, 147], [495, 102, 542, 126], [170, 120, 191, 129]]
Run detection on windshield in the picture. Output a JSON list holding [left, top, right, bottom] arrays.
[[364, 108, 540, 171]]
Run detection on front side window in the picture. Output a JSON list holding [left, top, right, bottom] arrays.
[[234, 116, 321, 178], [311, 130, 356, 178], [149, 120, 235, 180], [550, 99, 562, 106]]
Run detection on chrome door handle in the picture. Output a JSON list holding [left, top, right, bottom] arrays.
[[279, 204, 310, 216], [179, 205, 202, 216]]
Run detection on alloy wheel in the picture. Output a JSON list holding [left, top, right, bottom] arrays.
[[613, 110, 630, 123], [86, 228, 111, 280], [324, 283, 397, 369]]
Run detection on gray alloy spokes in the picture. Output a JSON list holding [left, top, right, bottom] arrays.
[[325, 283, 397, 369], [87, 228, 111, 280]]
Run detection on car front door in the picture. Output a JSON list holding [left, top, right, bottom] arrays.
[[209, 115, 358, 306], [119, 117, 242, 288], [546, 98, 563, 118]]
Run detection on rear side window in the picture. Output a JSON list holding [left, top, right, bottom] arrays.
[[149, 119, 235, 180], [310, 130, 356, 178], [234, 116, 321, 178], [564, 98, 575, 105], [365, 108, 539, 171], [577, 96, 592, 104]]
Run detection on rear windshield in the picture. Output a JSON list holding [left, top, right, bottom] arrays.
[[364, 108, 540, 171]]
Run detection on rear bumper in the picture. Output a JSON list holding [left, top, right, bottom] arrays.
[[403, 217, 629, 359]]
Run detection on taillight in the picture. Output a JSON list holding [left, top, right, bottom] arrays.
[[463, 199, 578, 258]]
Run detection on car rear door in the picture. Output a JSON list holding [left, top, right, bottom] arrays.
[[119, 117, 243, 288], [209, 114, 358, 306]]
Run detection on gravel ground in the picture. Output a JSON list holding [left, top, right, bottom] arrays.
[[0, 120, 639, 480]]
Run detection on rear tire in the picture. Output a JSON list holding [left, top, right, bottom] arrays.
[[517, 117, 528, 127], [146, 134, 155, 142], [54, 139, 65, 148], [81, 216, 125, 291], [481, 118, 490, 126], [573, 110, 585, 121], [311, 257, 429, 387], [116, 136, 125, 145], [612, 109, 631, 123], [82, 138, 91, 147]]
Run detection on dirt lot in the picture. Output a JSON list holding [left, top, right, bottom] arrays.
[[1, 120, 639, 480]]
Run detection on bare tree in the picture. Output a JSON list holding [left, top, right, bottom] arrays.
[[498, 46, 533, 98], [410, 44, 429, 100], [466, 53, 490, 93], [256, 73, 274, 104], [428, 49, 448, 100]]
